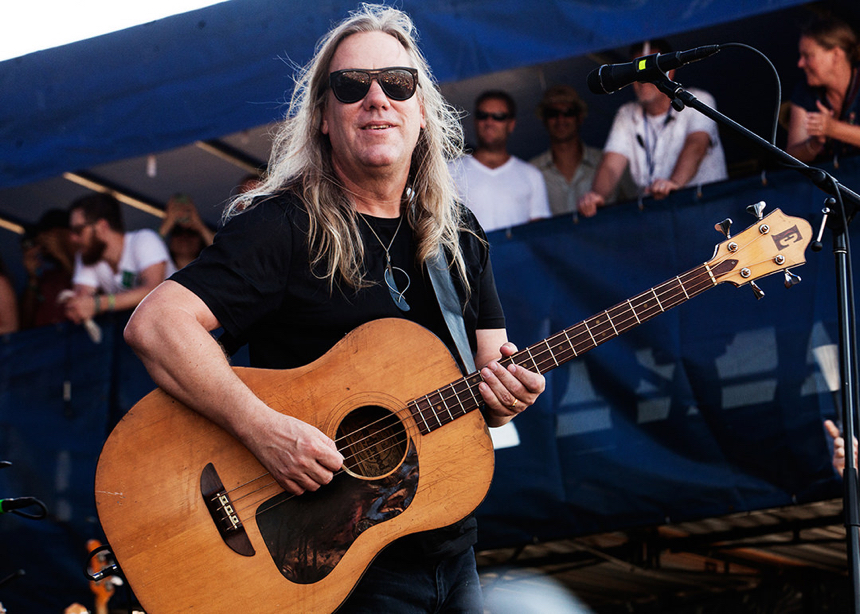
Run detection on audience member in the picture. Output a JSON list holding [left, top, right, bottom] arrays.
[[449, 90, 551, 232], [787, 16, 860, 164], [577, 40, 727, 217], [0, 255, 18, 335], [158, 194, 215, 269], [530, 85, 633, 216], [19, 209, 75, 328], [63, 193, 176, 325]]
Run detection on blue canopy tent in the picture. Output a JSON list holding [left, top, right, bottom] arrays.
[[0, 0, 814, 191]]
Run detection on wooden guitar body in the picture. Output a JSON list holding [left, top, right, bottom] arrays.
[[95, 319, 495, 613]]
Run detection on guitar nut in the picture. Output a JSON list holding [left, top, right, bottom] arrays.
[[774, 254, 785, 265]]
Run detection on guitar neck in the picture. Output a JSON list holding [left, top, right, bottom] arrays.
[[508, 260, 730, 374], [409, 259, 733, 435]]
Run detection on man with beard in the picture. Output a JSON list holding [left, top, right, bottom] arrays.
[[449, 90, 550, 232], [64, 193, 175, 325]]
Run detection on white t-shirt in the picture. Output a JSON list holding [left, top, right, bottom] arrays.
[[449, 155, 551, 232], [603, 88, 728, 190], [73, 228, 176, 293]]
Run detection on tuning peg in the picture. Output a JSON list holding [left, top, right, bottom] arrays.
[[715, 218, 732, 238], [784, 269, 802, 288], [750, 281, 765, 300], [746, 201, 766, 220]]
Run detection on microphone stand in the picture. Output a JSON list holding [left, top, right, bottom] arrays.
[[651, 76, 860, 612]]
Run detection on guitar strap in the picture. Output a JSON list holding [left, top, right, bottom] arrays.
[[427, 250, 477, 375]]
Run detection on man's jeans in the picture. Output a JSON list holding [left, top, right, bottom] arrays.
[[337, 547, 483, 613]]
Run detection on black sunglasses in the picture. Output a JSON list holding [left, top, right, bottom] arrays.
[[329, 67, 419, 104], [543, 108, 578, 119], [475, 110, 512, 122]]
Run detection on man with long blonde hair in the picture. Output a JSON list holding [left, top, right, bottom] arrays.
[[125, 4, 544, 611]]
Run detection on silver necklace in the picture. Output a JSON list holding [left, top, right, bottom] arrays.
[[358, 212, 411, 312]]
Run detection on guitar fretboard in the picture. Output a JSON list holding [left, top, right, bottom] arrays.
[[408, 258, 737, 435]]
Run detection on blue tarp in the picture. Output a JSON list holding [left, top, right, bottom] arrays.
[[0, 158, 851, 612], [0, 0, 810, 190]]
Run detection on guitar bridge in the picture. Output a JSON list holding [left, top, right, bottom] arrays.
[[200, 462, 255, 557]]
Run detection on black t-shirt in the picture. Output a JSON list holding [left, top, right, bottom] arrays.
[[171, 190, 505, 559]]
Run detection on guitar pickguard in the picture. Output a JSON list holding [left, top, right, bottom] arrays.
[[256, 439, 419, 584]]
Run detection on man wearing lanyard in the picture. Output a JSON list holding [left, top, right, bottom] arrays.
[[577, 39, 727, 218]]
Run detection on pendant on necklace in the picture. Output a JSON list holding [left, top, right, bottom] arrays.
[[384, 255, 411, 312]]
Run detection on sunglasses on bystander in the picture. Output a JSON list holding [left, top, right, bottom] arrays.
[[475, 110, 512, 121], [543, 108, 578, 119]]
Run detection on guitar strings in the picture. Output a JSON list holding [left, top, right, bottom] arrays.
[[225, 263, 721, 519], [226, 263, 724, 518], [229, 406, 421, 516], [219, 237, 771, 519]]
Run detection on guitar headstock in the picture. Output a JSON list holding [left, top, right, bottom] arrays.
[[707, 207, 812, 290]]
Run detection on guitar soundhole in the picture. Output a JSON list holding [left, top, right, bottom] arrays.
[[336, 405, 408, 479]]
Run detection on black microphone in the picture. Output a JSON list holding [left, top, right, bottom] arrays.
[[587, 45, 721, 95]]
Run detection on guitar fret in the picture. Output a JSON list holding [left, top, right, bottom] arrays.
[[627, 299, 641, 324], [544, 339, 559, 367], [464, 375, 481, 410], [660, 279, 686, 310], [410, 399, 431, 435], [582, 320, 597, 348], [650, 287, 664, 311], [441, 385, 455, 423], [605, 309, 619, 336], [569, 322, 591, 355], [449, 380, 470, 417], [677, 275, 690, 299], [607, 303, 634, 335], [588, 314, 615, 345], [562, 329, 578, 357], [524, 346, 539, 372]]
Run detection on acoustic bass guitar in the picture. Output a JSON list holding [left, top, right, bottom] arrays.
[[95, 206, 811, 613]]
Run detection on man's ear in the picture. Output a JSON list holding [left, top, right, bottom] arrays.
[[321, 102, 330, 135]]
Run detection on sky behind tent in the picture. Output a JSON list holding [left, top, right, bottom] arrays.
[[0, 0, 228, 61]]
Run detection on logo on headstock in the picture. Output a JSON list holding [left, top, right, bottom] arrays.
[[772, 225, 803, 249]]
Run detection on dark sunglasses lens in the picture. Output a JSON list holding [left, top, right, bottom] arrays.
[[476, 111, 509, 121], [332, 71, 372, 103], [545, 109, 576, 119], [378, 69, 417, 100]]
